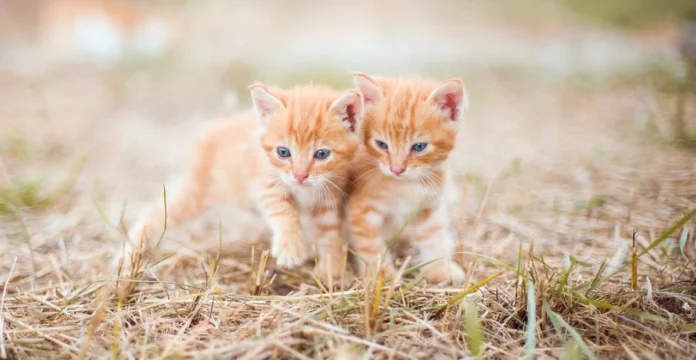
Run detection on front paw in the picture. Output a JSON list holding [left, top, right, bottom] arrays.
[[422, 260, 466, 285], [355, 253, 397, 279], [318, 254, 347, 284], [271, 234, 308, 268]]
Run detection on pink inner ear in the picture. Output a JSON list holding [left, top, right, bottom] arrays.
[[344, 103, 356, 132], [353, 75, 382, 105], [441, 93, 460, 121], [254, 98, 275, 116]]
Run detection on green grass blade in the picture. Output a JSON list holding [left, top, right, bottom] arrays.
[[555, 256, 576, 296], [544, 304, 597, 360], [463, 297, 485, 359], [544, 301, 566, 341], [638, 208, 696, 258], [561, 341, 581, 360], [584, 260, 608, 294], [572, 293, 696, 331], [588, 208, 696, 288], [152, 185, 168, 252], [678, 226, 689, 255], [434, 271, 504, 316], [524, 282, 536, 360]]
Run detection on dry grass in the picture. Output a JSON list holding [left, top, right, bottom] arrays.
[[2, 1, 696, 359], [2, 123, 695, 359]]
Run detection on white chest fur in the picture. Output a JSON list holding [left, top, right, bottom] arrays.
[[379, 180, 441, 237], [289, 186, 324, 213]]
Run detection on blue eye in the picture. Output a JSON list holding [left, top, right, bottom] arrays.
[[412, 143, 428, 152], [375, 140, 389, 150], [314, 149, 331, 159], [276, 146, 291, 158]]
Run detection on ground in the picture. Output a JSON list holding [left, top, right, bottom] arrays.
[[1, 1, 695, 359]]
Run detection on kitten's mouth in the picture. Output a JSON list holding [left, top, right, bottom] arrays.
[[380, 166, 412, 180], [287, 178, 316, 187]]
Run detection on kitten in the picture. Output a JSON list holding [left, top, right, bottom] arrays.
[[346, 72, 468, 285], [124, 83, 363, 280]]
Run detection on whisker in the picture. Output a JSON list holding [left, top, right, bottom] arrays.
[[353, 166, 380, 185], [320, 183, 338, 214], [325, 179, 348, 200]]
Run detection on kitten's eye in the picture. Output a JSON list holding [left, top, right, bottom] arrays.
[[314, 149, 331, 160], [276, 146, 291, 158], [411, 142, 428, 152], [375, 140, 389, 150]]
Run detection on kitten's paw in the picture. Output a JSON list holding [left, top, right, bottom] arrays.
[[318, 255, 346, 284], [422, 260, 466, 285], [378, 263, 397, 279], [355, 253, 397, 279], [271, 235, 307, 268]]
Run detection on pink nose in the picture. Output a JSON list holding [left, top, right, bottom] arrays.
[[294, 173, 308, 184], [390, 167, 406, 175]]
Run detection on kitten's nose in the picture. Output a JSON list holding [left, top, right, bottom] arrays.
[[390, 167, 406, 176], [294, 173, 308, 184]]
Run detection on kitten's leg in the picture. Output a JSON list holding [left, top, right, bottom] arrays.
[[412, 204, 466, 285], [310, 203, 345, 282], [129, 179, 209, 251], [257, 184, 307, 268], [119, 135, 217, 270], [118, 174, 211, 271], [347, 198, 395, 277]]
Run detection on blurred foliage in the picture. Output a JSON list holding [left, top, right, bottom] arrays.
[[274, 65, 352, 91], [0, 180, 48, 214], [610, 62, 684, 91], [499, 158, 523, 180], [563, 0, 696, 28], [222, 61, 259, 106], [0, 157, 84, 214], [0, 135, 30, 160], [221, 63, 351, 106], [604, 58, 696, 147]]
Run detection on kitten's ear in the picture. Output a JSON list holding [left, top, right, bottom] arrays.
[[428, 78, 468, 122], [249, 83, 285, 128], [329, 90, 363, 133], [352, 72, 383, 106]]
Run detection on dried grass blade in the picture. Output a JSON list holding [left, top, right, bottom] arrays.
[[434, 271, 503, 316], [0, 256, 18, 360], [631, 231, 638, 290]]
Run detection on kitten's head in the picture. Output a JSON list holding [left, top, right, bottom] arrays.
[[250, 83, 363, 187], [352, 73, 468, 180]]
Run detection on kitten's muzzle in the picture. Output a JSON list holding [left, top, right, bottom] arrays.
[[390, 166, 406, 176], [293, 173, 309, 184]]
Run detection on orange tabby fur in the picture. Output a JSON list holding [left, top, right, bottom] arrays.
[[126, 84, 363, 280], [347, 73, 468, 284]]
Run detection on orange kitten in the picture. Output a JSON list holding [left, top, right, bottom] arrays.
[[347, 73, 468, 285], [125, 83, 363, 279]]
